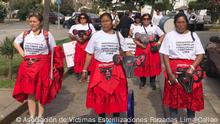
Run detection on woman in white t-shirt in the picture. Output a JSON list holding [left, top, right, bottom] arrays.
[[81, 13, 132, 119], [68, 13, 96, 78], [12, 12, 64, 122], [134, 13, 165, 90], [159, 13, 205, 124], [129, 14, 141, 38]]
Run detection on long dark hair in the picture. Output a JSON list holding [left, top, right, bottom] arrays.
[[100, 13, 113, 21], [78, 13, 90, 23], [174, 13, 189, 28]]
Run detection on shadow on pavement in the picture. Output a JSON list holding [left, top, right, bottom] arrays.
[[44, 85, 74, 117]]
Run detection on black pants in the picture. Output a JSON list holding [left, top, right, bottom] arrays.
[[120, 28, 129, 37], [98, 113, 120, 118], [140, 76, 156, 83], [169, 107, 195, 119]]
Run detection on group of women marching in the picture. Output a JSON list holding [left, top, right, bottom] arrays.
[[12, 11, 205, 124]]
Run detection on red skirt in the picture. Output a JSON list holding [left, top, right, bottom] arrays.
[[13, 47, 64, 105], [134, 43, 162, 77], [163, 59, 204, 111], [86, 59, 128, 114], [74, 41, 93, 73]]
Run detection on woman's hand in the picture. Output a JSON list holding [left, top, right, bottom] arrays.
[[168, 73, 177, 85], [141, 44, 146, 49], [80, 72, 87, 83], [186, 65, 194, 77], [157, 41, 162, 46]]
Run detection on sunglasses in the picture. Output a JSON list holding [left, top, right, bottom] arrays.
[[143, 18, 150, 21]]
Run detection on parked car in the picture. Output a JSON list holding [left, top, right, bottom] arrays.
[[204, 36, 220, 77], [49, 12, 65, 24], [63, 13, 101, 30]]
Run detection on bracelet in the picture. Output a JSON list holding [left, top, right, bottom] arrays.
[[82, 70, 88, 73], [190, 65, 195, 71]]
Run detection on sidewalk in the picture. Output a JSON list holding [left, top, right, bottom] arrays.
[[8, 71, 220, 124], [0, 89, 27, 124]]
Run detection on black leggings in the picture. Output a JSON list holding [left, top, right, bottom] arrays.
[[140, 76, 156, 82], [169, 107, 195, 119], [98, 113, 120, 118]]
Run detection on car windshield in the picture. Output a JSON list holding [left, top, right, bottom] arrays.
[[88, 13, 99, 18]]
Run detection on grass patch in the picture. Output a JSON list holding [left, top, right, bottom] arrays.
[[0, 38, 69, 88], [56, 38, 70, 46], [0, 79, 16, 88], [0, 54, 22, 76]]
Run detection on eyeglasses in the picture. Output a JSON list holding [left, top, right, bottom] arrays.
[[143, 18, 150, 21]]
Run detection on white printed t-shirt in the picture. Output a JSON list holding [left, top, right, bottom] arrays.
[[68, 23, 96, 35], [152, 14, 163, 25], [159, 31, 205, 60], [15, 30, 56, 56], [85, 30, 129, 62], [130, 23, 141, 38], [135, 25, 164, 36]]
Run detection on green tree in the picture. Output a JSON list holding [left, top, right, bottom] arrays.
[[96, 0, 112, 10], [0, 2, 6, 22], [0, 37, 16, 79], [15, 0, 42, 20], [60, 0, 75, 16]]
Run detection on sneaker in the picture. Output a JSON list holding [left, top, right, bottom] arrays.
[[35, 117, 44, 124], [27, 116, 35, 124]]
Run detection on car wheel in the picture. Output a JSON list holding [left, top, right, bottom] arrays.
[[63, 24, 67, 28]]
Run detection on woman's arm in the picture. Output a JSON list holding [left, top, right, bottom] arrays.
[[163, 54, 177, 84], [13, 41, 24, 57], [134, 39, 146, 49], [186, 54, 204, 75], [81, 53, 92, 82], [157, 34, 165, 45]]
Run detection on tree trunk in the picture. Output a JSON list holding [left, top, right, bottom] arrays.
[[43, 0, 50, 31], [150, 0, 155, 16]]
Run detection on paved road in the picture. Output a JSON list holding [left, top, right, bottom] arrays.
[[11, 73, 220, 124], [0, 22, 68, 41]]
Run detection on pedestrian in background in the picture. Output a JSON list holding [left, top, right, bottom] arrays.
[[111, 8, 120, 30], [134, 13, 165, 90], [68, 13, 96, 79], [118, 10, 134, 37], [129, 13, 141, 38], [152, 9, 163, 26]]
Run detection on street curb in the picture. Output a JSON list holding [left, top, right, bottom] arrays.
[[0, 69, 70, 124], [0, 102, 27, 124]]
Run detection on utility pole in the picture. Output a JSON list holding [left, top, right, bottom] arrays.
[[43, 0, 50, 31]]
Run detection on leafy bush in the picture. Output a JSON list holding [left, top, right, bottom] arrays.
[[0, 3, 6, 22]]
